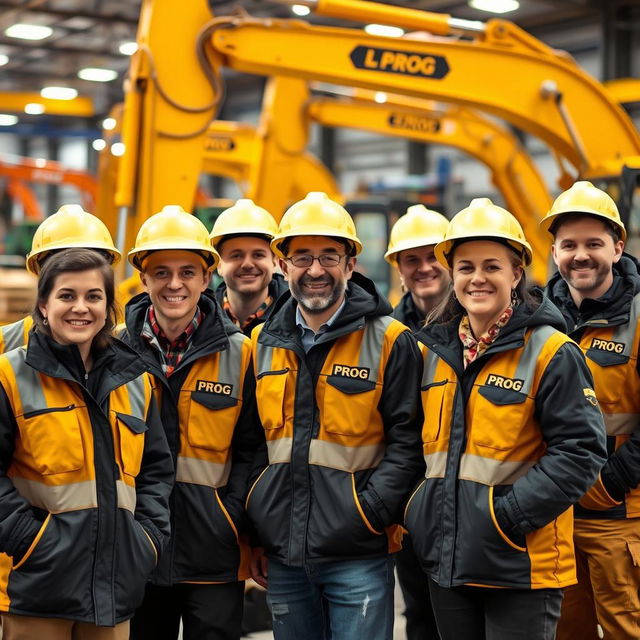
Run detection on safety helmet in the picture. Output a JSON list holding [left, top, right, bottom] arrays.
[[539, 181, 626, 242], [384, 205, 449, 265], [210, 199, 278, 248], [26, 204, 121, 275], [434, 198, 533, 269], [128, 205, 219, 271], [271, 192, 362, 258]]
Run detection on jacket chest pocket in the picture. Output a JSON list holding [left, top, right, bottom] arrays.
[[421, 380, 448, 444], [256, 369, 288, 431], [472, 386, 530, 451], [21, 405, 83, 475], [322, 375, 377, 437], [187, 391, 240, 451], [585, 349, 628, 407], [116, 413, 148, 477]]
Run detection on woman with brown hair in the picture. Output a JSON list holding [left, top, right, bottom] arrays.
[[0, 248, 173, 639]]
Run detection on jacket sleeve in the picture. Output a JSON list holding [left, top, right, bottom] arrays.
[[136, 388, 174, 556], [494, 341, 607, 536], [0, 382, 43, 561], [358, 330, 425, 530], [222, 361, 267, 531]]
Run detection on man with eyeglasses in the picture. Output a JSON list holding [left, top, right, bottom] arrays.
[[247, 192, 424, 640]]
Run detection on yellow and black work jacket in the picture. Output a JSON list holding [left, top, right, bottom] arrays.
[[547, 254, 640, 519], [122, 290, 264, 585], [0, 316, 32, 354], [0, 331, 173, 625], [406, 297, 607, 590], [392, 291, 426, 334], [248, 272, 424, 566]]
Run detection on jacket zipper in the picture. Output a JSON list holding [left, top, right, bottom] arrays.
[[23, 403, 75, 419]]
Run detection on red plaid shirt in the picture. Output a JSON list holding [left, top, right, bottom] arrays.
[[142, 305, 204, 376], [223, 294, 273, 331]]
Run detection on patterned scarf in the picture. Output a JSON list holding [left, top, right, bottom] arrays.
[[459, 305, 514, 368]]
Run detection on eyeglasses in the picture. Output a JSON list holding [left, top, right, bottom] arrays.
[[286, 254, 345, 268]]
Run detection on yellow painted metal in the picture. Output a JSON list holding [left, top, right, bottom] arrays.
[[0, 92, 93, 117], [605, 78, 640, 106]]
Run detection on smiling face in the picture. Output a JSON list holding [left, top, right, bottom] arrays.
[[397, 244, 450, 305], [140, 250, 210, 329], [452, 240, 522, 331], [216, 236, 276, 297], [551, 216, 623, 304], [39, 268, 107, 352]]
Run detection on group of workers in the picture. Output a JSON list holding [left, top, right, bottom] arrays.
[[0, 180, 634, 640]]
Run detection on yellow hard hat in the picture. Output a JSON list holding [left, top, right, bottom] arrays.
[[210, 199, 278, 248], [128, 205, 219, 271], [384, 205, 449, 265], [539, 181, 626, 242], [271, 192, 362, 258], [26, 204, 121, 275], [435, 198, 533, 269]]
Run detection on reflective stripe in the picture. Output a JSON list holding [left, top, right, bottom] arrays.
[[175, 456, 231, 488], [116, 480, 136, 512], [219, 333, 245, 397], [308, 440, 384, 472], [358, 316, 393, 382], [266, 437, 292, 464], [4, 348, 48, 414], [256, 343, 276, 377], [1, 320, 28, 353], [603, 413, 639, 436], [513, 325, 558, 396], [125, 375, 147, 420], [458, 454, 535, 485], [421, 349, 440, 387], [611, 293, 640, 357], [12, 476, 98, 512], [425, 451, 447, 478]]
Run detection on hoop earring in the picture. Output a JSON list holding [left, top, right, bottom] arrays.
[[511, 288, 518, 304]]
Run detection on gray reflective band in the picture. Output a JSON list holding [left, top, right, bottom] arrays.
[[116, 480, 136, 512], [125, 376, 147, 420], [421, 349, 440, 387], [219, 333, 245, 397], [5, 348, 47, 414], [425, 451, 447, 478], [1, 320, 28, 353], [308, 440, 385, 472], [358, 316, 394, 382], [458, 454, 535, 485], [611, 293, 640, 357], [266, 438, 293, 464], [513, 325, 558, 396], [176, 456, 231, 488], [13, 476, 98, 512], [603, 412, 639, 436], [256, 343, 276, 377]]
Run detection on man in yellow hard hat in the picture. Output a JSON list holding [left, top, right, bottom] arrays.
[[542, 181, 640, 640], [121, 206, 264, 640], [248, 192, 424, 640], [210, 199, 287, 337], [0, 204, 121, 353], [386, 204, 450, 331]]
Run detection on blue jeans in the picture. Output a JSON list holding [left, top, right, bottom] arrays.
[[266, 556, 395, 640]]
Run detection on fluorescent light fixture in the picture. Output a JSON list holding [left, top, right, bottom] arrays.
[[0, 114, 18, 126], [78, 67, 118, 82], [40, 86, 78, 100], [292, 4, 311, 16], [118, 41, 138, 56], [0, 54, 8, 66], [374, 92, 387, 104], [110, 142, 125, 157], [34, 158, 46, 168], [102, 117, 116, 131], [5, 24, 52, 40], [468, 0, 519, 13], [24, 103, 45, 115], [92, 139, 106, 151], [364, 24, 405, 38]]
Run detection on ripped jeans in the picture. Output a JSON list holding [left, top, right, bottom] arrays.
[[266, 556, 395, 640]]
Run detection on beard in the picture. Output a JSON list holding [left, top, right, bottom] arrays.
[[561, 259, 610, 294], [290, 273, 346, 314]]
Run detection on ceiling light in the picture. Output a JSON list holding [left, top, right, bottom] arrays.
[[118, 41, 138, 56], [102, 117, 116, 131], [78, 67, 118, 82], [374, 92, 387, 104], [92, 139, 106, 152], [110, 142, 125, 157], [468, 0, 519, 14], [24, 103, 45, 115], [0, 55, 8, 66], [5, 24, 52, 41], [40, 86, 78, 100], [291, 4, 311, 16], [34, 158, 46, 168], [0, 114, 18, 126], [364, 24, 405, 38]]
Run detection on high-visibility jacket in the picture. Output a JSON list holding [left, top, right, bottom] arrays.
[[248, 272, 424, 566], [122, 290, 264, 584], [407, 297, 607, 589], [546, 255, 640, 519], [0, 331, 173, 625], [0, 316, 32, 353]]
